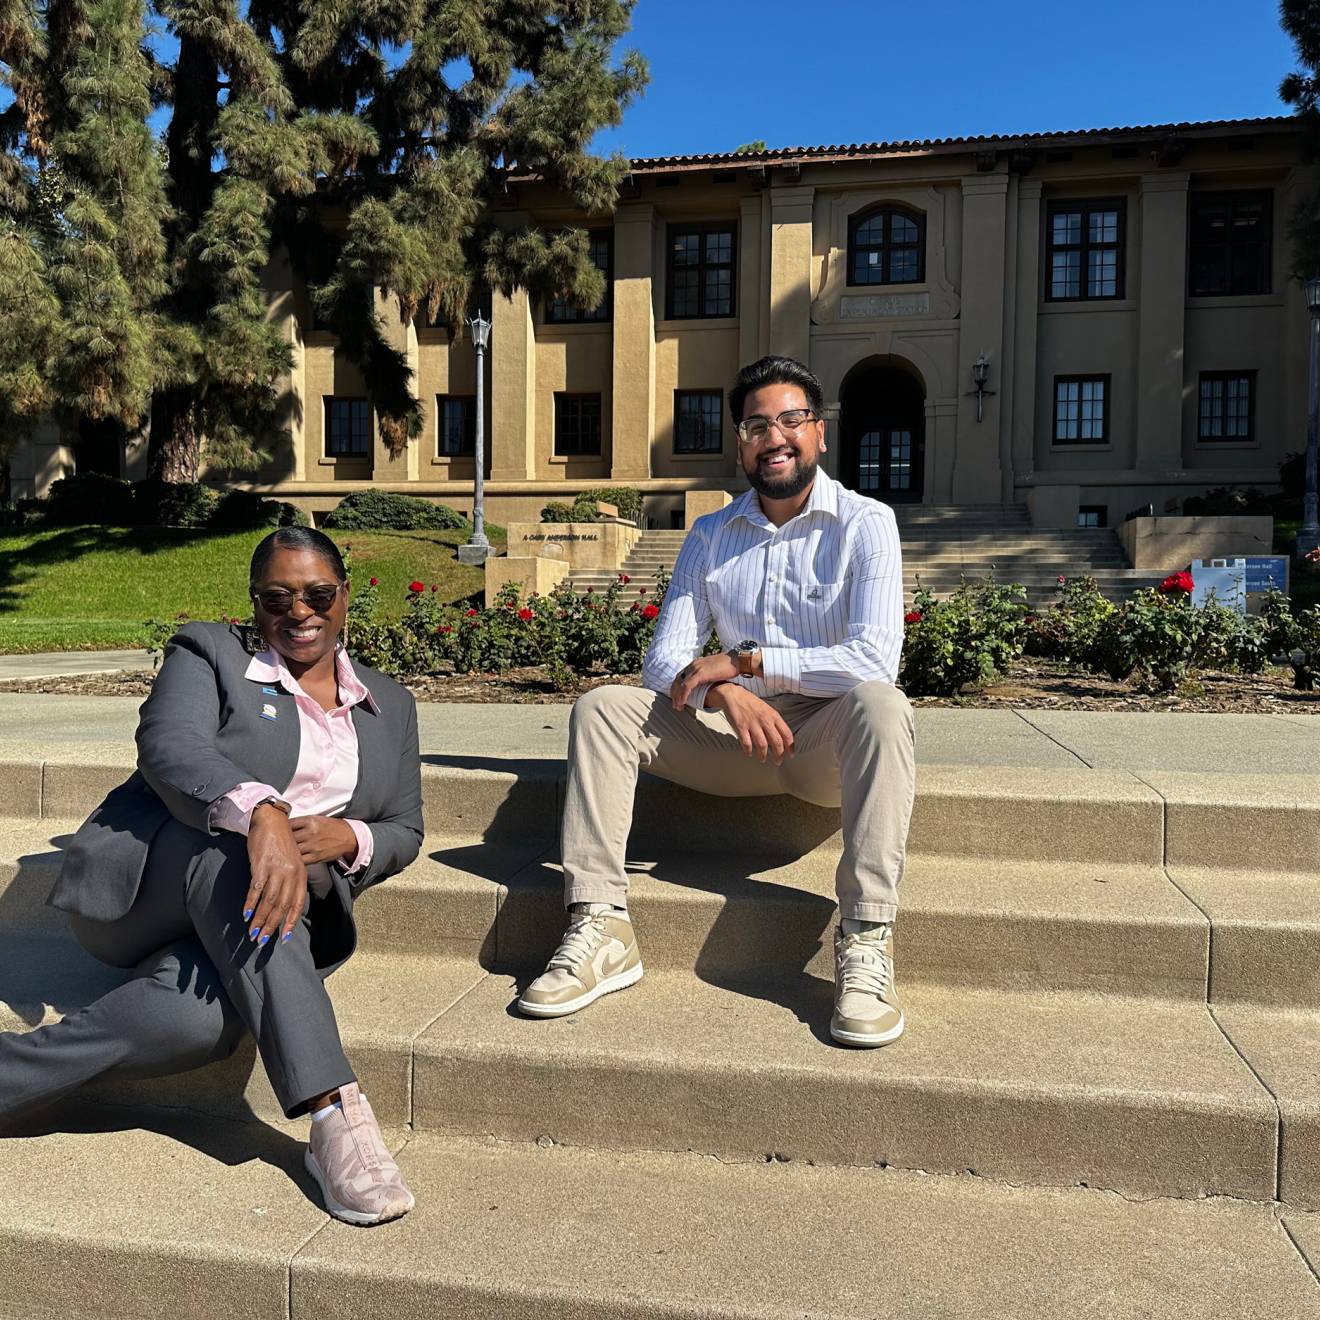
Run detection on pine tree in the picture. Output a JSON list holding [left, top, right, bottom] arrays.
[[1281, 0, 1320, 278], [0, 0, 168, 461]]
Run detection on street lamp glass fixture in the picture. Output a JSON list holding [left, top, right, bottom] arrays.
[[972, 353, 990, 388], [469, 311, 492, 349]]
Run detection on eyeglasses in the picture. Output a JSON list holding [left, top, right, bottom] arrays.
[[250, 584, 344, 615], [736, 409, 820, 445]]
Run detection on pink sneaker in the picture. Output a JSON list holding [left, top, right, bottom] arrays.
[[304, 1082, 415, 1226]]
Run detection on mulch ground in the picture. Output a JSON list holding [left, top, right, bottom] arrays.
[[0, 659, 1316, 713]]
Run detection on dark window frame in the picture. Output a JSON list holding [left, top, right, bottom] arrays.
[[1077, 504, 1108, 528], [1052, 375, 1111, 446], [554, 392, 603, 457], [847, 204, 927, 287], [673, 390, 724, 454], [1197, 370, 1257, 443], [665, 221, 738, 320], [1188, 190, 1273, 297], [1044, 198, 1126, 302], [325, 396, 371, 457], [546, 230, 614, 325], [436, 393, 477, 457]]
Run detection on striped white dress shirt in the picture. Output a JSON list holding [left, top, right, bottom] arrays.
[[642, 469, 905, 709]]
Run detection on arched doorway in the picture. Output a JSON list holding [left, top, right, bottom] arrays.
[[838, 359, 925, 503]]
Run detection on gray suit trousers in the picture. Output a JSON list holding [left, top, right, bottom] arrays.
[[0, 819, 354, 1123]]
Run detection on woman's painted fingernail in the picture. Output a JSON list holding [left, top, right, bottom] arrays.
[[259, 933, 270, 945], [243, 908, 253, 920], [249, 926, 260, 940], [281, 931, 292, 943]]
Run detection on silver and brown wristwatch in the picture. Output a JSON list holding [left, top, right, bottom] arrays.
[[730, 639, 761, 676]]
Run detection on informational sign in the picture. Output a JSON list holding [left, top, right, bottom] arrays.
[[1191, 558, 1247, 615], [1243, 556, 1289, 595]]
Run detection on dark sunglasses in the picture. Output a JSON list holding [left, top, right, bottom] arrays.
[[250, 583, 344, 615]]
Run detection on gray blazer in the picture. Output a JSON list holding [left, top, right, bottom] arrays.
[[49, 621, 424, 970]]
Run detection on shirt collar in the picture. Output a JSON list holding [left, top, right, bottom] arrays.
[[730, 467, 840, 529], [245, 644, 380, 714]]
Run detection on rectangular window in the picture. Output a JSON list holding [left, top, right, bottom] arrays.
[[436, 394, 476, 456], [1053, 376, 1109, 445], [1046, 200, 1124, 301], [554, 393, 603, 457], [547, 231, 613, 324], [1198, 371, 1255, 442], [1077, 505, 1108, 528], [674, 391, 724, 453], [325, 397, 371, 456], [667, 223, 737, 319], [1189, 191, 1272, 296]]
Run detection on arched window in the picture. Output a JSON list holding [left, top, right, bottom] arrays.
[[848, 205, 925, 286]]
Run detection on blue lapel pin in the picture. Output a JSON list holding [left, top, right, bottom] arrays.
[[260, 702, 278, 721]]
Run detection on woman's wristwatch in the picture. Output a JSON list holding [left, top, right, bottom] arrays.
[[729, 639, 762, 676]]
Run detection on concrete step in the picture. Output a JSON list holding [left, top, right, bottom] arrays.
[[414, 968, 1278, 1201], [0, 919, 1293, 1203], [5, 1122, 1319, 1320], [0, 822, 1215, 999], [5, 762, 1320, 875]]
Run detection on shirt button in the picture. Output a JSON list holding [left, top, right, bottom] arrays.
[[769, 573, 778, 583]]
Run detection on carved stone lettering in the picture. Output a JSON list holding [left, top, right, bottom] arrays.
[[840, 293, 931, 320]]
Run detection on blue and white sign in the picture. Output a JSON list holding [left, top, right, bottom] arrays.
[[1243, 556, 1289, 595]]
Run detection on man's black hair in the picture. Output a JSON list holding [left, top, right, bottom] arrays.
[[728, 355, 824, 423], [249, 526, 347, 585]]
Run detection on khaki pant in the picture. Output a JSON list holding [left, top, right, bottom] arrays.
[[561, 681, 916, 923]]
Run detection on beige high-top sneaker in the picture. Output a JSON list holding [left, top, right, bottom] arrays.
[[516, 906, 643, 1018], [830, 923, 904, 1047]]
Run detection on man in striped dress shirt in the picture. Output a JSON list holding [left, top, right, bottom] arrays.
[[518, 355, 916, 1047]]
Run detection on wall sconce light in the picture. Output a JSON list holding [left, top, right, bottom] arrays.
[[971, 353, 995, 423]]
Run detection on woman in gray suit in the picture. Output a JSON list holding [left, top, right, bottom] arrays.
[[0, 527, 424, 1225]]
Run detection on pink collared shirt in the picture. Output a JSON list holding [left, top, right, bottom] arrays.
[[209, 645, 378, 893]]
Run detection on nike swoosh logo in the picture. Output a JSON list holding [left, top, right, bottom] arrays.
[[600, 946, 631, 978]]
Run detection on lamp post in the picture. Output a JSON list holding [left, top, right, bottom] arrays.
[[1298, 277, 1320, 561], [457, 310, 492, 566]]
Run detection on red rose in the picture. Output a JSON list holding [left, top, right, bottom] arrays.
[[409, 580, 425, 593], [641, 603, 660, 620], [1159, 570, 1194, 595], [904, 610, 922, 624], [619, 573, 631, 584], [369, 577, 379, 587], [430, 584, 438, 593], [518, 608, 533, 621], [587, 587, 594, 594], [466, 608, 478, 616], [436, 625, 453, 634], [638, 587, 647, 595], [1057, 574, 1066, 585]]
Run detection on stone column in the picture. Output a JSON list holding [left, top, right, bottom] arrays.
[[738, 194, 764, 371], [610, 202, 656, 482], [371, 287, 420, 482], [768, 184, 814, 364], [1009, 178, 1043, 504], [925, 399, 959, 504], [1136, 172, 1190, 471], [490, 286, 537, 481], [264, 246, 306, 482], [953, 173, 1009, 503]]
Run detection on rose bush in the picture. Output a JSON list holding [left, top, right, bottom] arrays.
[[899, 580, 1029, 697]]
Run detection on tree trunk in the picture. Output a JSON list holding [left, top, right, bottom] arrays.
[[146, 387, 201, 483]]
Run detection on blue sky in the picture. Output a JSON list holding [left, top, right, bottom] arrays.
[[593, 0, 1301, 159]]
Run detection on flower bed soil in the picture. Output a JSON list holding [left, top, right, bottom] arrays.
[[0, 660, 1316, 713]]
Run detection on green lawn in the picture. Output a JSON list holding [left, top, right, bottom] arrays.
[[0, 524, 506, 653]]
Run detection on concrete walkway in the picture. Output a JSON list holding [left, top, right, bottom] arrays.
[[0, 649, 152, 680], [0, 691, 1314, 774]]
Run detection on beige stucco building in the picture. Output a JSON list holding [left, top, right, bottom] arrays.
[[10, 115, 1311, 530]]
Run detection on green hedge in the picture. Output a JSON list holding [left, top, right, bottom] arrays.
[[324, 489, 467, 531], [540, 486, 643, 524], [35, 474, 305, 530]]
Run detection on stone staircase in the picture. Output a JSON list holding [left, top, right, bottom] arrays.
[[568, 508, 1167, 606], [3, 738, 1320, 1315]]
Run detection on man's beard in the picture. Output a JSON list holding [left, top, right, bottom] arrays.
[[746, 446, 819, 500]]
